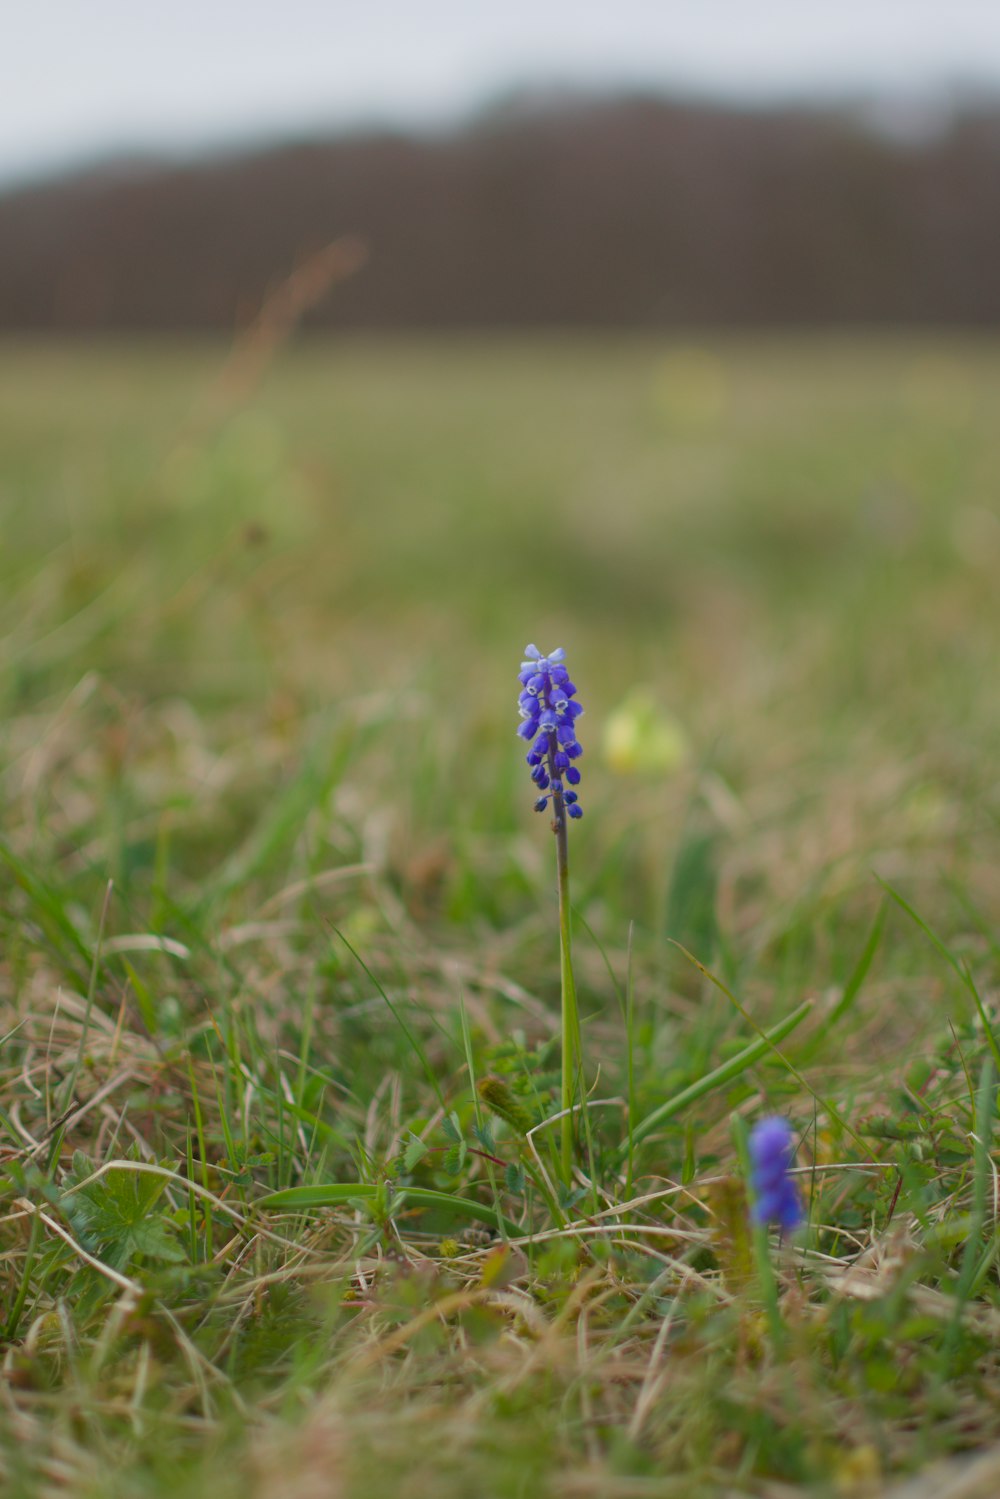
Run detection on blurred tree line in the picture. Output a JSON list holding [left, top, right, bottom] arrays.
[[2, 94, 999, 330]]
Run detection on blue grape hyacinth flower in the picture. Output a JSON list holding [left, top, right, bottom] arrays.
[[517, 644, 583, 820], [749, 1116, 803, 1232]]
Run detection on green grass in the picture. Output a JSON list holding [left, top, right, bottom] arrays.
[[1, 332, 1000, 1496]]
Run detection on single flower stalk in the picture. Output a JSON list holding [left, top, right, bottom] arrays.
[[517, 643, 584, 1185], [748, 1116, 803, 1234]]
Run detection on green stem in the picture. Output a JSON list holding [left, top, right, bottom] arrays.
[[547, 742, 579, 1187]]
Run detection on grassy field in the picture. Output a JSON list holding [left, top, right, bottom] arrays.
[[1, 334, 1000, 1497]]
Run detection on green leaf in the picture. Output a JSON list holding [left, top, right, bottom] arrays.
[[403, 1133, 429, 1171], [504, 1163, 525, 1194], [441, 1111, 463, 1144], [442, 1142, 467, 1176], [62, 1158, 186, 1269]]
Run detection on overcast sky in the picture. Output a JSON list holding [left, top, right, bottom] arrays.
[[3, 1, 1000, 184]]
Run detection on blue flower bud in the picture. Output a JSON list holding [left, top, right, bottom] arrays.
[[749, 1117, 803, 1232], [517, 644, 584, 821]]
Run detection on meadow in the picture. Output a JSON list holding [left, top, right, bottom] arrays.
[[1, 334, 999, 1497]]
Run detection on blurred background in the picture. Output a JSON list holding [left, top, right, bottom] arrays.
[[2, 2, 999, 966], [3, 1, 1000, 331]]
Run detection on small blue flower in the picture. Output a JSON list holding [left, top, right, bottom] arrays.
[[517, 644, 584, 820], [749, 1116, 803, 1232]]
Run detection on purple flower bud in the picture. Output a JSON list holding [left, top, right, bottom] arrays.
[[517, 644, 584, 821], [749, 1117, 803, 1232]]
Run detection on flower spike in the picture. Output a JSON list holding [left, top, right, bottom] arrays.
[[748, 1117, 803, 1232], [515, 644, 584, 820]]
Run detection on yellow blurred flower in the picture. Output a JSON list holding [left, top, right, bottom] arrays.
[[601, 688, 688, 775]]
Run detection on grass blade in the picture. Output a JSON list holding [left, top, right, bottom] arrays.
[[879, 878, 1000, 1073], [626, 999, 812, 1152], [258, 1182, 523, 1238]]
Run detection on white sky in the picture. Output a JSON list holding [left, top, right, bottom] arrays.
[[3, 1, 1000, 184]]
